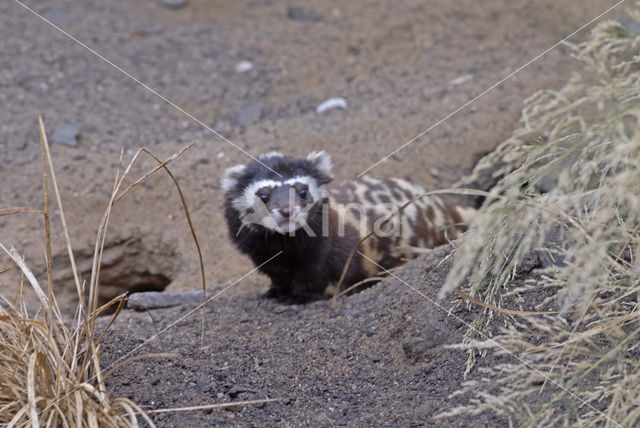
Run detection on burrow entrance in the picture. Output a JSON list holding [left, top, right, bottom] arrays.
[[50, 234, 176, 310]]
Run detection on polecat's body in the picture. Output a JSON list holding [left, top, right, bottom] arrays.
[[221, 151, 475, 302]]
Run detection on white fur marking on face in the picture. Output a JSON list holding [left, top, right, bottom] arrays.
[[231, 175, 326, 216], [220, 164, 248, 192], [306, 151, 334, 178], [232, 175, 326, 234], [231, 179, 283, 213], [284, 176, 327, 202]]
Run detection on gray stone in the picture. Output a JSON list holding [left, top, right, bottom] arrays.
[[196, 379, 211, 393], [156, 0, 189, 10], [51, 123, 81, 147], [127, 290, 212, 310], [613, 12, 640, 35], [235, 102, 263, 128], [287, 6, 322, 22], [227, 384, 257, 397], [411, 364, 434, 377], [43, 9, 74, 25]]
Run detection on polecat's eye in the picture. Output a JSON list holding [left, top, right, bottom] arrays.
[[258, 193, 270, 203], [298, 187, 308, 199]]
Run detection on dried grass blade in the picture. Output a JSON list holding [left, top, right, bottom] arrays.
[[38, 115, 83, 300], [94, 294, 127, 344], [103, 353, 178, 380], [87, 411, 98, 428], [0, 244, 49, 311], [454, 289, 557, 316], [112, 143, 194, 204], [111, 145, 207, 344], [74, 390, 82, 428], [0, 207, 44, 216], [27, 352, 39, 428], [6, 406, 27, 428], [530, 311, 640, 354], [114, 398, 155, 428], [144, 398, 283, 414]]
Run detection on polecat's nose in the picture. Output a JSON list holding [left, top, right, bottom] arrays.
[[279, 207, 291, 218]]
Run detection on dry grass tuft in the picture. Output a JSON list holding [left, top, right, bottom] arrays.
[[440, 10, 640, 426], [0, 292, 149, 427], [0, 117, 202, 427]]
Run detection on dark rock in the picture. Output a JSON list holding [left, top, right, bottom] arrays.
[[156, 0, 189, 10], [287, 6, 322, 22], [235, 103, 263, 128], [150, 376, 160, 386], [197, 379, 211, 393], [613, 12, 640, 35], [51, 123, 81, 147], [412, 364, 434, 376], [227, 384, 256, 398]]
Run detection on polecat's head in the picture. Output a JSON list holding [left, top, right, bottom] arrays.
[[220, 151, 334, 234]]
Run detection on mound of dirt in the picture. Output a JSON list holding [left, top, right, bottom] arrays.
[[99, 245, 515, 426]]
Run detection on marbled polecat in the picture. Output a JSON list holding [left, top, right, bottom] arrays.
[[221, 151, 475, 302]]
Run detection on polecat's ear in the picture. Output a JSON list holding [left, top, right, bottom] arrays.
[[306, 151, 334, 179], [220, 164, 247, 192]]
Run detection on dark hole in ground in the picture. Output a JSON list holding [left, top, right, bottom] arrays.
[[123, 271, 172, 294], [47, 233, 177, 313]]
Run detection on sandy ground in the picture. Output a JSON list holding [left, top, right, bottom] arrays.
[[0, 0, 627, 425]]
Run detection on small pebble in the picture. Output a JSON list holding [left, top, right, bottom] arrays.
[[448, 74, 473, 86], [51, 123, 81, 147], [412, 364, 434, 376], [196, 379, 211, 393], [236, 61, 253, 73], [156, 0, 189, 10], [316, 97, 347, 114], [287, 6, 321, 22]]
